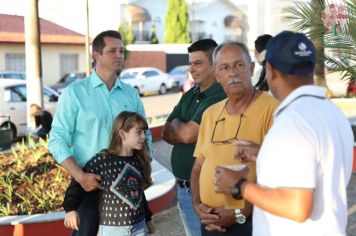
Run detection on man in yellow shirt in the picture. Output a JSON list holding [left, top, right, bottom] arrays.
[[190, 42, 279, 236]]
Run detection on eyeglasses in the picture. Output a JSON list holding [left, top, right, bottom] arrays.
[[211, 89, 255, 145], [211, 102, 243, 145]]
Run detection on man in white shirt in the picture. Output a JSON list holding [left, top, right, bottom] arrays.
[[214, 31, 354, 236]]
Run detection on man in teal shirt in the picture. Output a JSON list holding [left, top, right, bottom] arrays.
[[49, 30, 152, 236], [162, 39, 226, 236]]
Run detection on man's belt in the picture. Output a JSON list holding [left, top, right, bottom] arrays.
[[177, 179, 190, 188]]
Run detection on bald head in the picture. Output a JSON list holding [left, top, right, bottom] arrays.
[[213, 42, 252, 65]]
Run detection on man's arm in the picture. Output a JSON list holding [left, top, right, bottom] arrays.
[[162, 119, 199, 144], [215, 168, 314, 222], [48, 88, 101, 192], [243, 183, 313, 222]]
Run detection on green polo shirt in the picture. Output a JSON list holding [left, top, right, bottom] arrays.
[[167, 83, 226, 180]]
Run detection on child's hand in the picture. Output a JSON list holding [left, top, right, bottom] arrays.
[[147, 220, 155, 234], [64, 211, 80, 230]]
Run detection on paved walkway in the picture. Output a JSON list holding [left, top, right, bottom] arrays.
[[152, 141, 356, 236]]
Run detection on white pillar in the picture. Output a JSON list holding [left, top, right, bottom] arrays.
[[25, 0, 43, 128]]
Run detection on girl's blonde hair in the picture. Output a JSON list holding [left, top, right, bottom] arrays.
[[108, 111, 153, 188]]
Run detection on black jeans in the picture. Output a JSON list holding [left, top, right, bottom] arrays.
[[72, 191, 99, 236], [201, 217, 252, 236]]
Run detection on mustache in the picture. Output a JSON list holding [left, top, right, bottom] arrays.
[[227, 77, 242, 85]]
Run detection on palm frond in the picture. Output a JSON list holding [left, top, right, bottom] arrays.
[[288, 0, 356, 82]]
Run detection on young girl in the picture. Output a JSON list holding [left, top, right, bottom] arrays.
[[63, 111, 154, 236]]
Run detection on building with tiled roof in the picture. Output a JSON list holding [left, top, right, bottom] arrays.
[[0, 14, 87, 85]]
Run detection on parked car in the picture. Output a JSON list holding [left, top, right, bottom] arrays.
[[50, 72, 86, 94], [0, 71, 26, 80], [168, 65, 189, 90], [119, 67, 173, 96], [182, 72, 195, 94], [0, 79, 59, 139]]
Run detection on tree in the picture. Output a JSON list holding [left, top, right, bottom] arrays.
[[119, 23, 136, 59], [119, 22, 136, 45], [164, 0, 190, 43], [150, 25, 159, 44], [288, 0, 356, 86]]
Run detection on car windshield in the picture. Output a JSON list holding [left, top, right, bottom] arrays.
[[169, 66, 189, 75], [121, 71, 139, 79]]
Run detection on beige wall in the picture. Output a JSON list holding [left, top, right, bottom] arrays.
[[41, 44, 86, 85], [0, 43, 86, 85], [0, 43, 23, 69]]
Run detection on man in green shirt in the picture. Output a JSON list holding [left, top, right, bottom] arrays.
[[162, 39, 226, 236]]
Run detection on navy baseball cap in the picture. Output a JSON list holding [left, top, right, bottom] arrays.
[[266, 31, 316, 75]]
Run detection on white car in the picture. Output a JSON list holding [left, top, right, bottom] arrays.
[[0, 79, 59, 139], [168, 65, 190, 90], [119, 67, 173, 96]]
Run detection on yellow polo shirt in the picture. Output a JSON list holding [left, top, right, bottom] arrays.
[[194, 92, 279, 208]]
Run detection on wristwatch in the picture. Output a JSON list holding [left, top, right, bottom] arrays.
[[231, 178, 247, 200], [234, 208, 246, 224]]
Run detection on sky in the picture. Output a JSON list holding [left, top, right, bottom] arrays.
[[0, 0, 126, 37]]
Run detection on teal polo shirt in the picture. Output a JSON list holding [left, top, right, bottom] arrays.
[[167, 83, 226, 180]]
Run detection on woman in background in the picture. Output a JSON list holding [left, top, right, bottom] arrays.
[[254, 34, 272, 92]]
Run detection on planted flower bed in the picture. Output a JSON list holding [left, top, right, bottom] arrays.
[[0, 139, 70, 216], [0, 138, 71, 236]]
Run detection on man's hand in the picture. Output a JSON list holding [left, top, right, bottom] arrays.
[[61, 157, 102, 191], [213, 207, 236, 228], [233, 140, 260, 163], [78, 172, 103, 192], [203, 207, 235, 232], [64, 211, 80, 230], [194, 203, 219, 223], [162, 122, 179, 144], [214, 166, 249, 195], [204, 203, 253, 232]]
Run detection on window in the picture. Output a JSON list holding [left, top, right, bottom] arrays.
[[5, 53, 25, 71], [60, 54, 78, 77], [4, 86, 58, 103], [121, 71, 138, 79], [43, 88, 58, 102], [143, 71, 158, 77], [5, 86, 27, 102]]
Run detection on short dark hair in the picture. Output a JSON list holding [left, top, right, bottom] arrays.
[[213, 41, 252, 65], [188, 39, 217, 63], [92, 30, 123, 54], [254, 34, 273, 53]]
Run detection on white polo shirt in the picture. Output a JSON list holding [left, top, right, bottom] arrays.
[[253, 85, 354, 236]]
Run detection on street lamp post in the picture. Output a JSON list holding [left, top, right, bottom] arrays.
[[85, 0, 91, 75]]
